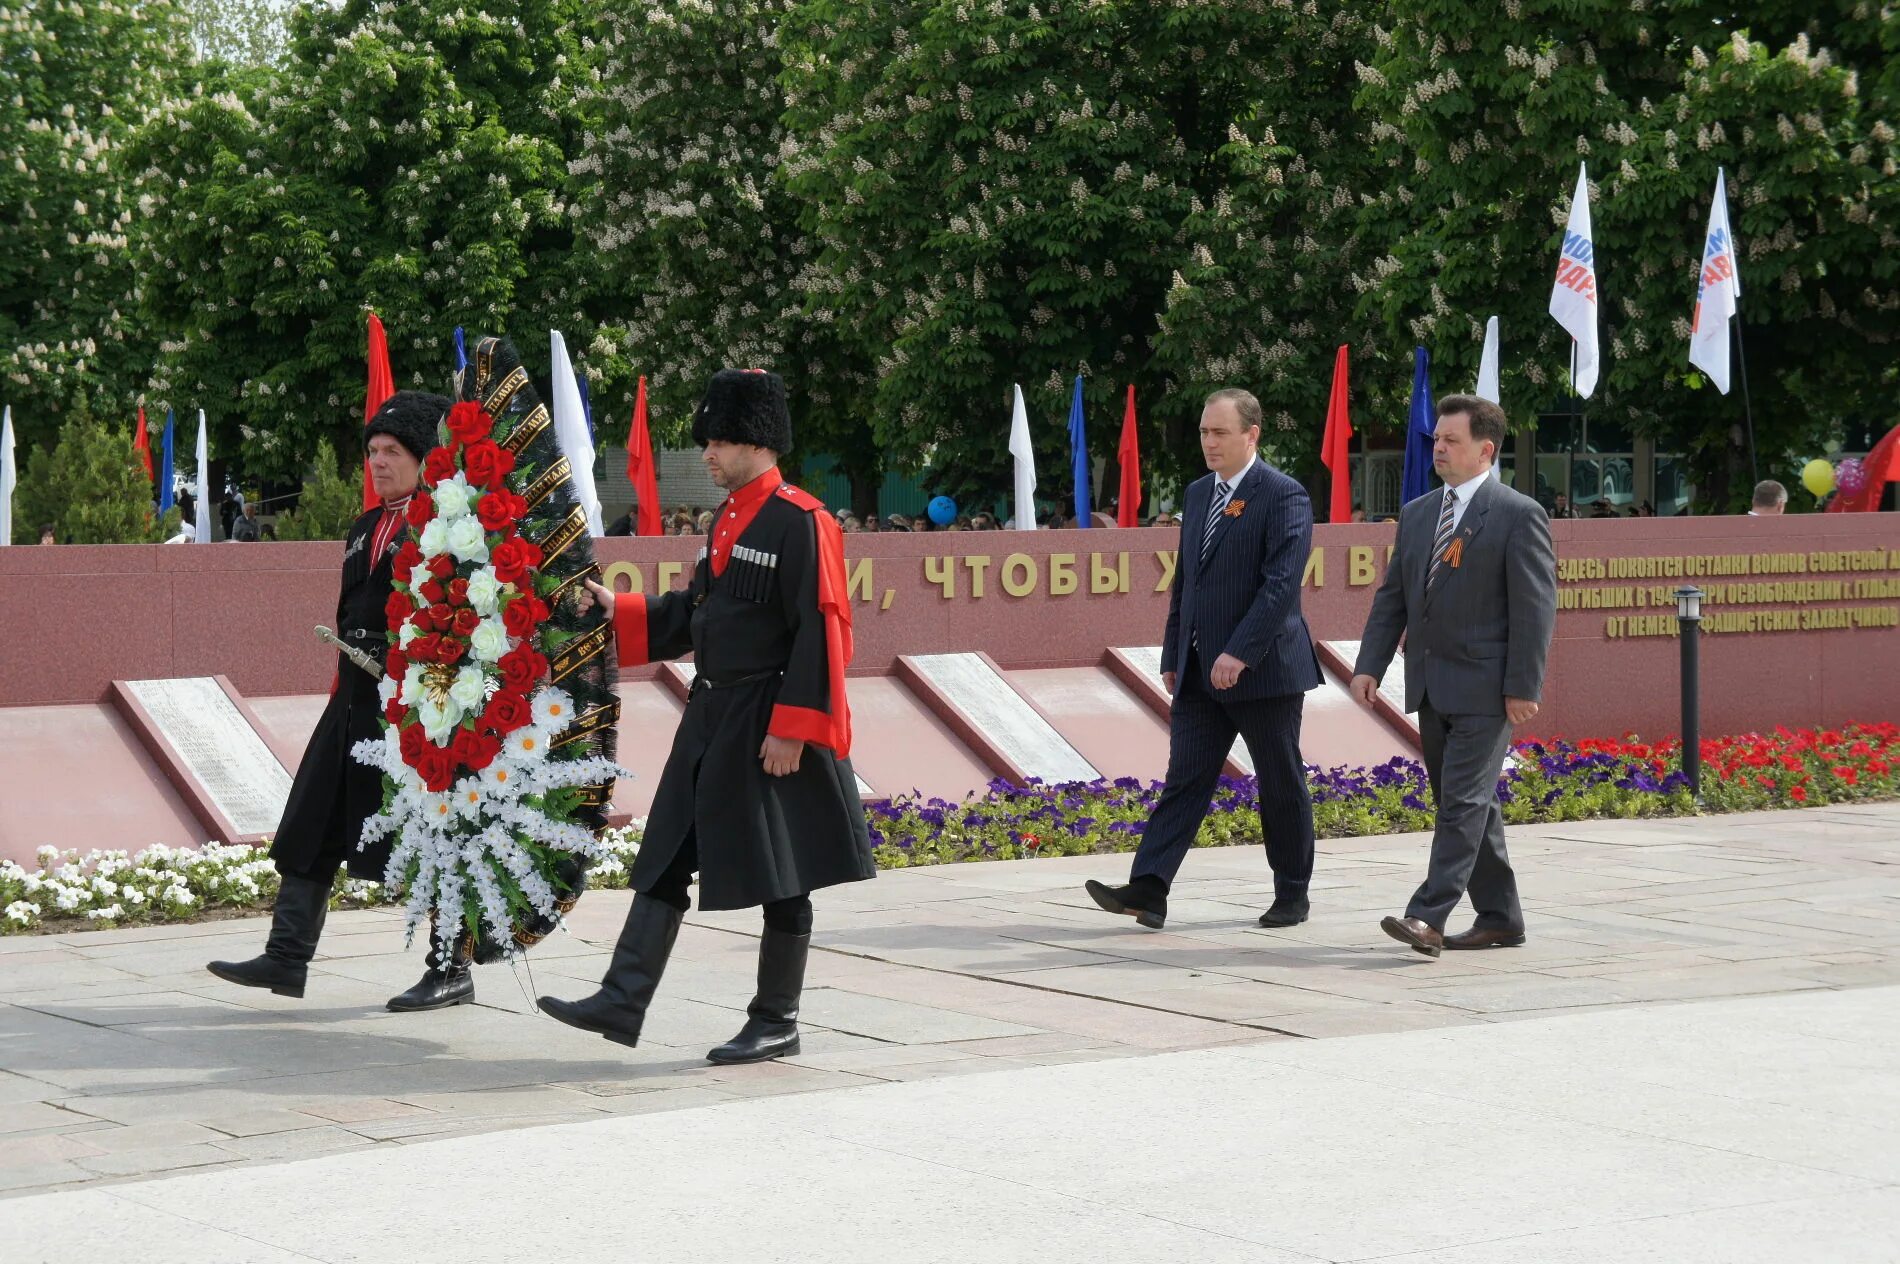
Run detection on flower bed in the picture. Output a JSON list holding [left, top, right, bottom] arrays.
[[5, 724, 1895, 934]]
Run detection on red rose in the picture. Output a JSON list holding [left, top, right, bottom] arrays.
[[445, 401, 493, 445], [466, 732, 503, 772], [393, 540, 423, 581], [446, 577, 469, 606], [476, 492, 515, 531], [424, 447, 457, 486], [399, 723, 427, 766], [451, 607, 480, 637], [427, 603, 455, 633], [485, 691, 532, 734], [385, 590, 414, 628], [383, 697, 405, 725], [384, 647, 408, 680], [410, 633, 443, 663], [501, 595, 539, 637], [498, 645, 546, 693], [437, 639, 465, 666], [491, 536, 535, 583], [462, 440, 515, 490], [418, 579, 445, 606], [451, 728, 483, 766], [427, 554, 455, 581], [405, 492, 434, 529], [529, 596, 550, 624], [416, 746, 456, 792]]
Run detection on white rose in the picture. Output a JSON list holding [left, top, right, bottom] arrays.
[[447, 665, 486, 710], [446, 516, 489, 563], [418, 517, 449, 558], [400, 663, 429, 707], [398, 620, 421, 648], [377, 674, 399, 706], [465, 567, 502, 616], [468, 617, 510, 663], [416, 694, 462, 743], [434, 479, 472, 520]]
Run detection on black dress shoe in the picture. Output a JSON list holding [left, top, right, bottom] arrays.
[[206, 954, 307, 998], [1256, 898, 1310, 928], [1085, 879, 1166, 929], [386, 967, 473, 1012], [541, 994, 646, 1047]]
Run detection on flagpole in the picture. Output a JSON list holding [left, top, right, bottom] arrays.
[[1730, 315, 1759, 485]]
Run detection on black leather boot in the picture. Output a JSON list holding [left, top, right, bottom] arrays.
[[207, 874, 331, 998], [386, 926, 475, 1012], [707, 926, 809, 1065], [539, 896, 683, 1047]]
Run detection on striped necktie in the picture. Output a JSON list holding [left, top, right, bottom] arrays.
[[1426, 487, 1458, 592], [1201, 480, 1233, 563]]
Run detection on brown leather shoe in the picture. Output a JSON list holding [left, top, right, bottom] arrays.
[[1444, 925, 1527, 950], [1380, 915, 1443, 957]]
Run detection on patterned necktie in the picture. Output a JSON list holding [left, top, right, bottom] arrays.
[[1425, 486, 1458, 593], [1201, 480, 1233, 563]]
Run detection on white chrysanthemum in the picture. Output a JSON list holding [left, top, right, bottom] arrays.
[[478, 761, 524, 796], [465, 566, 502, 616], [446, 517, 489, 563], [503, 726, 551, 764], [433, 476, 473, 520], [419, 790, 458, 828], [447, 665, 486, 711], [531, 687, 575, 734], [418, 517, 449, 558], [468, 617, 509, 663], [450, 777, 488, 821]]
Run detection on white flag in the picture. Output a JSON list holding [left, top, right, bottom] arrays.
[[0, 405, 15, 547], [194, 409, 212, 543], [548, 330, 604, 537], [1475, 316, 1501, 403], [1688, 167, 1741, 394], [1548, 163, 1600, 399], [1007, 384, 1037, 530]]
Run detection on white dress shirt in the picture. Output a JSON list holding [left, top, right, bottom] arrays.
[[1442, 464, 1491, 535]]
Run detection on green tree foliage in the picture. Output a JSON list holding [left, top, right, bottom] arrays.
[[271, 445, 366, 539], [186, 0, 288, 67], [15, 391, 158, 543]]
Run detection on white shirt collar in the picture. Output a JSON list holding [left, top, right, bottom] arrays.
[[1215, 454, 1257, 493], [1444, 464, 1490, 506]]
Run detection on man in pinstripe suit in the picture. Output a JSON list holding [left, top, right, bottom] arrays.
[[1351, 395, 1556, 957], [1086, 389, 1321, 931]]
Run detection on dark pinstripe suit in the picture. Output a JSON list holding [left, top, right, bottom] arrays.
[[1131, 458, 1323, 898]]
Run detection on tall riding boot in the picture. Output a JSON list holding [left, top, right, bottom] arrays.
[[386, 919, 475, 1012], [707, 927, 809, 1065], [206, 874, 331, 998], [539, 895, 683, 1047]]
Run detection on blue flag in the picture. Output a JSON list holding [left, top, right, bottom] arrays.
[[576, 372, 595, 448], [1067, 375, 1091, 528], [452, 326, 468, 376], [158, 408, 176, 515], [1401, 346, 1437, 504]]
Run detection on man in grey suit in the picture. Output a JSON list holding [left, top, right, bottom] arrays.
[[1086, 388, 1322, 932], [1350, 394, 1556, 957]]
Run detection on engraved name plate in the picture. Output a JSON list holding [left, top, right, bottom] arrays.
[[122, 678, 293, 836]]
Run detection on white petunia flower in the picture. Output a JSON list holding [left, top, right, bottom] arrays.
[[446, 517, 489, 563], [447, 665, 487, 711], [465, 566, 502, 616], [468, 617, 509, 663]]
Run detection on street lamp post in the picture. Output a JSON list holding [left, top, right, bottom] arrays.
[[1675, 585, 1704, 799]]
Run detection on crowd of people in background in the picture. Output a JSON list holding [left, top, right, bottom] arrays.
[[604, 504, 1186, 536]]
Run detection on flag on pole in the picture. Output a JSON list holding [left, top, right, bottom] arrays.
[[1549, 163, 1600, 399], [1401, 346, 1437, 504], [1067, 375, 1091, 528], [133, 405, 154, 484], [194, 409, 212, 543], [1008, 384, 1037, 530], [452, 325, 468, 395], [1115, 385, 1142, 528], [159, 408, 176, 515], [363, 311, 395, 510], [625, 375, 661, 536], [1321, 344, 1354, 524], [1475, 317, 1501, 404], [1689, 167, 1741, 394], [549, 330, 604, 536], [0, 405, 16, 547]]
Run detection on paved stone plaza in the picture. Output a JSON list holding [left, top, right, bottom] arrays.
[[4, 802, 1898, 1260]]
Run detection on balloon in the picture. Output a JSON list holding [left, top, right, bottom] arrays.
[[926, 495, 958, 526], [1801, 459, 1836, 498], [1835, 457, 1868, 498]]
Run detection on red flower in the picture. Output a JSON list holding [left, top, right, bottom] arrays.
[[437, 639, 466, 666], [424, 447, 458, 486], [451, 728, 484, 766], [416, 746, 456, 792], [476, 490, 520, 531], [485, 690, 532, 734], [417, 579, 445, 606], [445, 401, 492, 445], [383, 696, 405, 725], [491, 536, 537, 583], [427, 554, 455, 581], [1790, 785, 1808, 802], [498, 645, 547, 693], [393, 540, 423, 581], [385, 590, 414, 628], [422, 602, 451, 632], [399, 723, 427, 766], [451, 607, 480, 637], [405, 492, 434, 529], [462, 439, 515, 490], [1834, 766, 1859, 786], [409, 633, 443, 663], [501, 594, 539, 637], [384, 647, 408, 680], [446, 577, 469, 607]]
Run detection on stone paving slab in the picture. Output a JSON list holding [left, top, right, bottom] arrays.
[[2, 803, 1896, 1202]]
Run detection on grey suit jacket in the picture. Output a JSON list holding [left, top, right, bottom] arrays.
[[1352, 472, 1557, 717]]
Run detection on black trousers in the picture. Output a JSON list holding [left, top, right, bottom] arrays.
[[648, 830, 812, 934], [1131, 655, 1314, 899], [1406, 702, 1523, 932]]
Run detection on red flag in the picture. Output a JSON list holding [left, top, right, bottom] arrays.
[[1116, 384, 1142, 528], [625, 375, 661, 535], [1321, 344, 1354, 524], [132, 405, 154, 483], [363, 311, 395, 509]]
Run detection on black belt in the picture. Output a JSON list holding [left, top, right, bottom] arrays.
[[342, 629, 387, 643], [690, 669, 780, 694]]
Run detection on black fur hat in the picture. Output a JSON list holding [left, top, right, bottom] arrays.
[[364, 390, 451, 461], [691, 369, 792, 455]]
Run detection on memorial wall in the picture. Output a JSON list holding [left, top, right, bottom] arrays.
[[3, 514, 1896, 740]]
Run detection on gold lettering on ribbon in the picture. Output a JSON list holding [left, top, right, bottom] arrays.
[[549, 622, 611, 683], [522, 455, 572, 512], [553, 701, 621, 750], [546, 562, 598, 615], [500, 402, 551, 455], [483, 365, 529, 418], [534, 505, 589, 568]]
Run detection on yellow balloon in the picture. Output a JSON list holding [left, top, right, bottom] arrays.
[[1801, 459, 1836, 498]]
